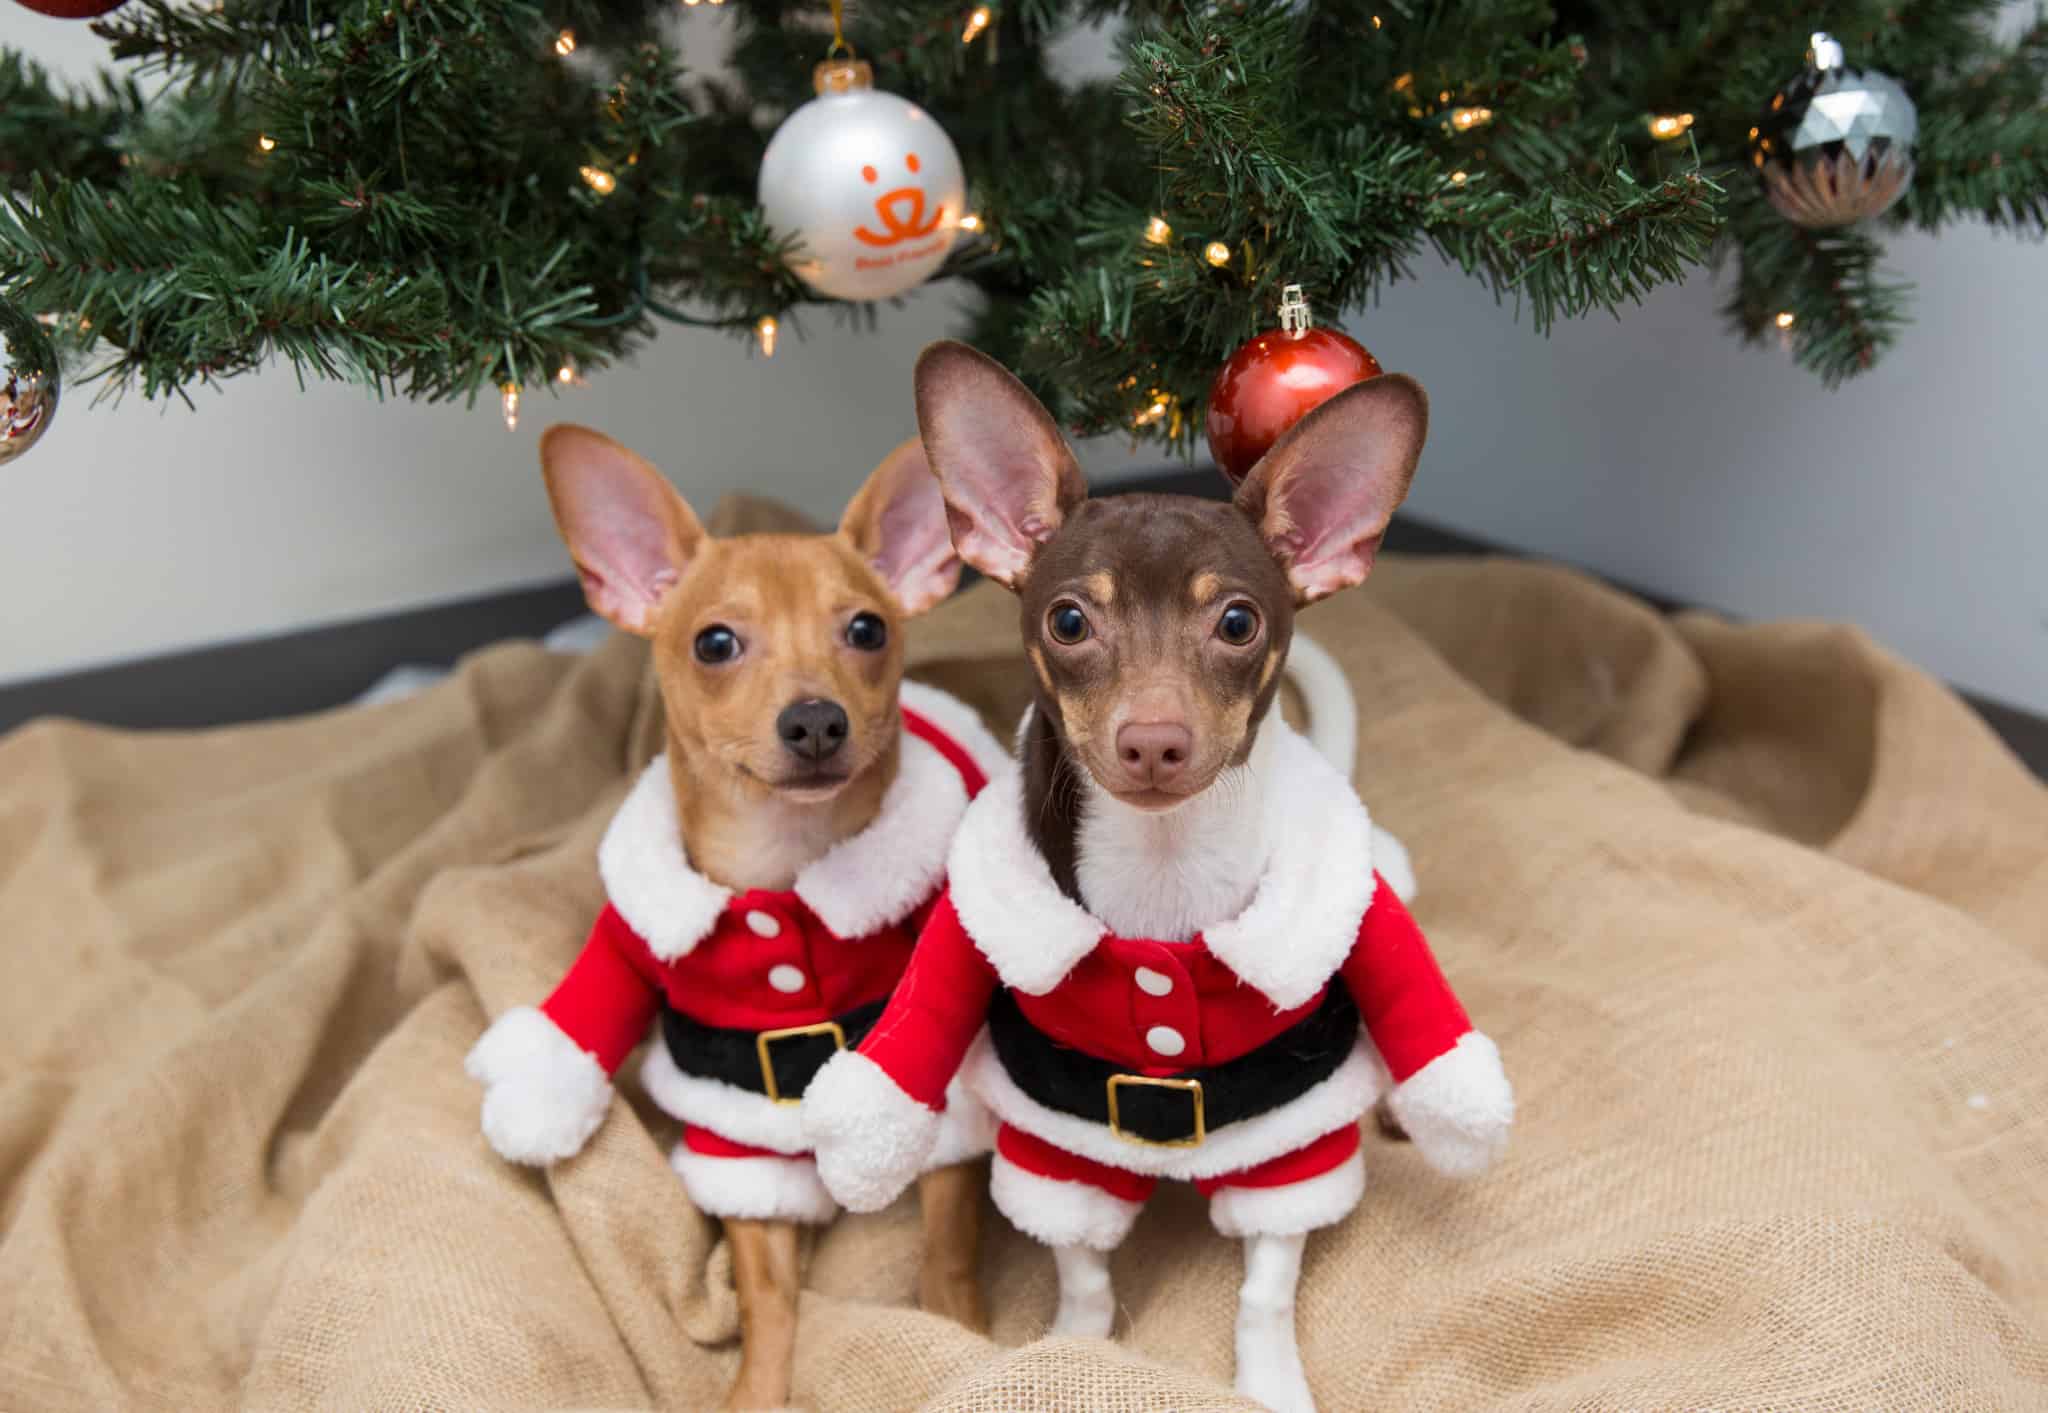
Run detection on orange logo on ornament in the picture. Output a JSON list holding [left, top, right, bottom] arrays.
[[853, 152, 947, 247]]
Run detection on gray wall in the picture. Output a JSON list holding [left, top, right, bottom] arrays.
[[6, 8, 2045, 713]]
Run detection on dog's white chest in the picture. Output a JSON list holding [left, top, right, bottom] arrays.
[[1073, 730, 1275, 943]]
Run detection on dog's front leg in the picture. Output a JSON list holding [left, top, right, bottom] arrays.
[[916, 1162, 988, 1332], [1235, 1232, 1315, 1413], [724, 1218, 801, 1411]]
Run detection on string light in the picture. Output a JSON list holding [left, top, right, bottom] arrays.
[[256, 134, 277, 153], [957, 213, 984, 233], [1449, 106, 1493, 132], [1371, 14, 1381, 27], [554, 29, 576, 55], [1449, 169, 1468, 185], [1143, 215, 1173, 245], [1647, 112, 1695, 140], [556, 361, 587, 386], [579, 165, 617, 195], [756, 316, 779, 358], [1132, 393, 1171, 427], [1774, 310, 1796, 330], [501, 383, 521, 431], [962, 5, 992, 43], [1203, 241, 1231, 267]]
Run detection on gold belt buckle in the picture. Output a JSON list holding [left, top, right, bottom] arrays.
[[1106, 1073, 1206, 1148], [755, 1020, 847, 1105]]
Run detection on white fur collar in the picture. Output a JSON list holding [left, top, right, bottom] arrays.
[[598, 723, 973, 961], [946, 720, 1374, 1009]]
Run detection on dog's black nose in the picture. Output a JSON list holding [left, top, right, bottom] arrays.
[[777, 699, 849, 762]]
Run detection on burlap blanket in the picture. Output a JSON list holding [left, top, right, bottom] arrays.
[[3, 499, 2045, 1410]]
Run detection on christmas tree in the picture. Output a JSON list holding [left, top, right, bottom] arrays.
[[2, 0, 2042, 451]]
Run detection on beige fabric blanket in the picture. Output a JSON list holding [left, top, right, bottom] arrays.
[[3, 499, 2045, 1411]]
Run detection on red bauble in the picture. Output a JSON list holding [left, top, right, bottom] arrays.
[[12, 0, 128, 14], [1205, 325, 1382, 485]]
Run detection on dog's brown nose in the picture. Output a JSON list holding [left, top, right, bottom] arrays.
[[1116, 720, 1192, 788], [778, 699, 849, 762]]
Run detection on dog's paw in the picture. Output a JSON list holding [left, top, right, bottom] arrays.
[[466, 1006, 613, 1166]]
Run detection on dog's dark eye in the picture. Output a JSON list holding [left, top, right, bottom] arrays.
[[846, 612, 888, 652], [694, 625, 740, 664], [1217, 603, 1260, 646], [1047, 602, 1091, 645]]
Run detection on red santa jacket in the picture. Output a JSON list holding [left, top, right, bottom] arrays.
[[838, 721, 1500, 1182], [525, 682, 1007, 1155]]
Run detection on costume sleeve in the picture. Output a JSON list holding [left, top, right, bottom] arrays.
[[538, 904, 666, 1075], [855, 890, 999, 1108], [1339, 874, 1474, 1083]]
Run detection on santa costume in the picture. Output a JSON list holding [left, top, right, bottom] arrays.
[[466, 682, 1008, 1222], [806, 720, 1512, 1248]]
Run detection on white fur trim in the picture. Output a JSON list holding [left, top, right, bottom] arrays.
[[947, 768, 1106, 995], [641, 1036, 989, 1164], [598, 709, 975, 960], [1388, 1031, 1514, 1179], [1199, 726, 1376, 1010], [900, 679, 1014, 781], [950, 722, 1373, 1010], [639, 1043, 809, 1154], [990, 1153, 1145, 1252], [669, 1145, 839, 1223], [928, 1073, 997, 1167], [597, 758, 730, 962], [1208, 1149, 1366, 1238], [1283, 632, 1357, 782], [465, 1006, 615, 1166], [1371, 825, 1417, 905], [803, 1050, 944, 1213], [963, 1031, 1381, 1180], [793, 730, 969, 940]]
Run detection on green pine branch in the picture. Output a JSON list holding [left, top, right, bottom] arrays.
[[1, 0, 2043, 442]]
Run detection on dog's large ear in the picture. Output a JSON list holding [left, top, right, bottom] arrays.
[[914, 340, 1087, 590], [838, 436, 961, 617], [1233, 374, 1427, 605], [539, 424, 705, 635]]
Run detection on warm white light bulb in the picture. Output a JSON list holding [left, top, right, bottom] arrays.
[[756, 316, 779, 358]]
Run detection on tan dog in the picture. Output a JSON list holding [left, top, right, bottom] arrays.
[[467, 426, 1004, 1410]]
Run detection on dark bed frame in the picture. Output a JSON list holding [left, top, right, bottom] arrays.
[[4, 470, 2043, 780]]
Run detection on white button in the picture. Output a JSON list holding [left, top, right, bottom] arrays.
[[1134, 966, 1173, 997], [768, 964, 807, 994], [1145, 1025, 1186, 1058], [745, 910, 782, 938]]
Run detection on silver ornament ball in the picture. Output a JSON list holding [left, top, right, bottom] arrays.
[[0, 298, 60, 468], [758, 59, 966, 302], [1753, 31, 1918, 229]]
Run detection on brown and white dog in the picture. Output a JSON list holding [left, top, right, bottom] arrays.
[[806, 343, 1513, 1413], [464, 426, 1009, 1410]]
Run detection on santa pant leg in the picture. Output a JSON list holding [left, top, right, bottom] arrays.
[[990, 1124, 1156, 1252], [669, 1124, 839, 1224], [1197, 1125, 1365, 1238]]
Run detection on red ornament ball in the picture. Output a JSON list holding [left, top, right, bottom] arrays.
[[1205, 325, 1382, 485], [11, 0, 128, 14]]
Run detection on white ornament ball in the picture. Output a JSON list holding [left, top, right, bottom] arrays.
[[758, 63, 965, 302]]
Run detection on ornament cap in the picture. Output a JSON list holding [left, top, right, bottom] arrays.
[[1278, 284, 1314, 338], [1808, 32, 1844, 71], [813, 58, 874, 95]]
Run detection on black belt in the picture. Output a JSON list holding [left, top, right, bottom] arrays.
[[986, 984, 1359, 1147], [660, 996, 888, 1105]]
